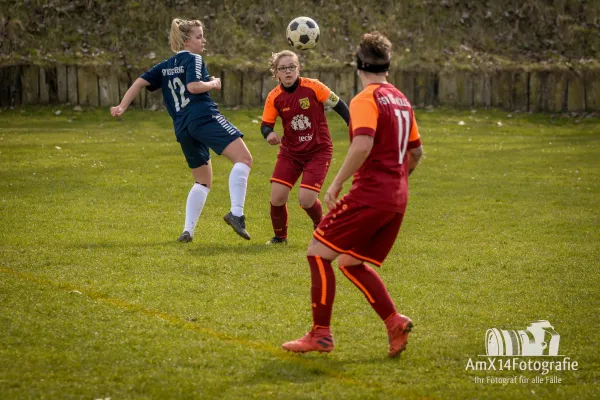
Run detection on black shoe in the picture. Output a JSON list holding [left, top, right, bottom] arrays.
[[265, 236, 288, 245], [223, 212, 251, 240], [177, 231, 193, 243]]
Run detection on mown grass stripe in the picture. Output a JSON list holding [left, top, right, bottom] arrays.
[[0, 265, 398, 395]]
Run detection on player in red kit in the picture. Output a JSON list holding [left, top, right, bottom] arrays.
[[282, 32, 424, 357], [261, 50, 350, 245]]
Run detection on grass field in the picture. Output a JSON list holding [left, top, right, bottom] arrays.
[[1, 106, 599, 399]]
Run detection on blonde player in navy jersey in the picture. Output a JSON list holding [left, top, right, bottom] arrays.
[[111, 18, 252, 242]]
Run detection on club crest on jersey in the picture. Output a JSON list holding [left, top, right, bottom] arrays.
[[299, 97, 310, 109]]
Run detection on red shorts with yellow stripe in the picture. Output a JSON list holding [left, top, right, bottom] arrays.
[[270, 147, 332, 193], [313, 195, 404, 267]]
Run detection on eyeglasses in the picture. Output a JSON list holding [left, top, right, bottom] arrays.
[[277, 65, 297, 72]]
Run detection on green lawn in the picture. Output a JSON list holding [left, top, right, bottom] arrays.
[[1, 106, 598, 399]]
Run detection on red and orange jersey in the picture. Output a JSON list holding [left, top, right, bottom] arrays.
[[346, 83, 422, 213], [261, 78, 334, 156]]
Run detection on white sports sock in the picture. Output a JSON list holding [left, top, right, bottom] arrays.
[[184, 183, 210, 235], [229, 162, 251, 217]]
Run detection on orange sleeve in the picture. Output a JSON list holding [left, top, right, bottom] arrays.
[[349, 90, 379, 137], [407, 113, 422, 149], [301, 78, 331, 104], [409, 114, 420, 141], [261, 88, 280, 125]]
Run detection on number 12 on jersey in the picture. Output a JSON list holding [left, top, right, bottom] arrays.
[[168, 77, 190, 112], [395, 109, 411, 164]]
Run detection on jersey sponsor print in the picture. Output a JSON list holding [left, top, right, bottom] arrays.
[[261, 78, 333, 156]]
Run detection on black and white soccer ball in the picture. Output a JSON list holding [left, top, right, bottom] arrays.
[[286, 17, 320, 50]]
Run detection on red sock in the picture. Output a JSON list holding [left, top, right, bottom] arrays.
[[303, 198, 323, 227], [340, 263, 397, 321], [307, 255, 336, 329], [270, 203, 288, 238]]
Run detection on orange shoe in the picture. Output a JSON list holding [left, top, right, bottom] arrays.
[[282, 328, 334, 353], [386, 314, 413, 358]]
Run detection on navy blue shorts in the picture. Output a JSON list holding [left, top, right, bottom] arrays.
[[177, 114, 243, 168]]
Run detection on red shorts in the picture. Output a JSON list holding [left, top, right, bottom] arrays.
[[313, 195, 404, 267], [270, 148, 332, 193]]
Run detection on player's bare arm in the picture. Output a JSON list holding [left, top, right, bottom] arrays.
[[110, 78, 150, 117], [187, 77, 221, 94], [324, 135, 374, 209], [408, 145, 423, 176]]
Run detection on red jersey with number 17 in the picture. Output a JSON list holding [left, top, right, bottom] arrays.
[[346, 83, 421, 214]]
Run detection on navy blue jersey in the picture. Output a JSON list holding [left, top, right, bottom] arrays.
[[141, 50, 219, 134]]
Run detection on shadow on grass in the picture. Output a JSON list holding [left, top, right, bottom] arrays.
[[185, 243, 272, 256], [68, 240, 179, 249], [232, 355, 404, 396], [242, 356, 349, 385], [68, 241, 273, 255]]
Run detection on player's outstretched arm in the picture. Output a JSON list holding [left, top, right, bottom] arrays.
[[110, 78, 150, 117], [408, 145, 423, 176]]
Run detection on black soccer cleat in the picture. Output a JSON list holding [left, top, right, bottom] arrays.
[[177, 231, 193, 243], [265, 236, 288, 245], [223, 212, 251, 240]]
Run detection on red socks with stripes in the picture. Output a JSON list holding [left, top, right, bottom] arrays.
[[307, 255, 336, 328], [340, 263, 397, 321], [270, 203, 288, 238], [272, 199, 321, 239], [305, 258, 397, 329], [303, 199, 323, 228]]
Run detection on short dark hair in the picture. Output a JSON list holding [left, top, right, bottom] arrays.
[[357, 32, 392, 66]]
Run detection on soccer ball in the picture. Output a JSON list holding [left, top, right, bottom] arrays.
[[286, 17, 320, 50]]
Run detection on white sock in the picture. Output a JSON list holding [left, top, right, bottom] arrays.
[[229, 162, 251, 217], [184, 183, 210, 234]]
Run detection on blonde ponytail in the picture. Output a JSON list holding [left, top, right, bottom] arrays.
[[169, 18, 204, 53]]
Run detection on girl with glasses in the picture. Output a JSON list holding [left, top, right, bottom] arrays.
[[261, 50, 350, 245]]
